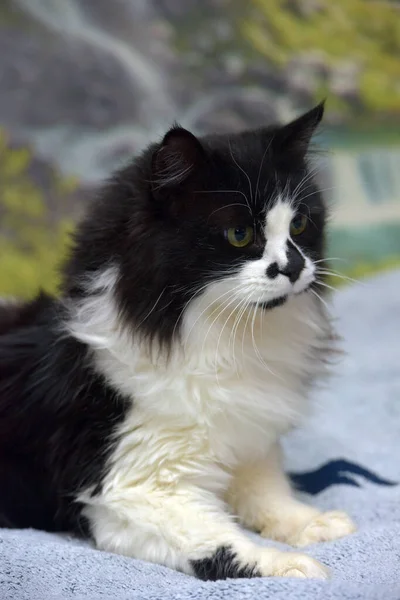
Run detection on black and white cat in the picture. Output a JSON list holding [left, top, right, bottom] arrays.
[[0, 103, 355, 580]]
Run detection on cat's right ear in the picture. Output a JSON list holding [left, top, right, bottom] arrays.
[[151, 125, 205, 199], [271, 102, 325, 161]]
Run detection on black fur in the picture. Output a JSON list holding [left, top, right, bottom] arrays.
[[0, 104, 327, 550], [191, 546, 261, 580], [0, 295, 129, 531]]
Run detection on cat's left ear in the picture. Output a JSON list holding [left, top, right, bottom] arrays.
[[272, 101, 325, 160], [151, 125, 205, 198]]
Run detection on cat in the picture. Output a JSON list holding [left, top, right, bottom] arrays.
[[0, 102, 356, 580]]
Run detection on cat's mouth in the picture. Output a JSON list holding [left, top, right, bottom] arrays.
[[256, 296, 288, 310], [255, 282, 313, 310]]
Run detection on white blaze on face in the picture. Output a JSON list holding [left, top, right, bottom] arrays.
[[263, 199, 295, 270]]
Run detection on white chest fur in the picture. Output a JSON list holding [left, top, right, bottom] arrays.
[[69, 279, 331, 497]]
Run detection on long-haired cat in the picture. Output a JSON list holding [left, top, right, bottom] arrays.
[[0, 103, 355, 580]]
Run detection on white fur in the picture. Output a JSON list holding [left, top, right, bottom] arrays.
[[67, 198, 354, 578]]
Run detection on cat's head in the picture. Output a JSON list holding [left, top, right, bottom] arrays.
[[65, 103, 327, 349]]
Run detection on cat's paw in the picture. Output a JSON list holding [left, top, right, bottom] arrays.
[[265, 551, 330, 579], [290, 511, 356, 547]]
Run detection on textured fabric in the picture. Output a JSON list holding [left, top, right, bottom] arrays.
[[1, 270, 399, 599]]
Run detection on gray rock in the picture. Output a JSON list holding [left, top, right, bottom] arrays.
[[0, 27, 146, 130]]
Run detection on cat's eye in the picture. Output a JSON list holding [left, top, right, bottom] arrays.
[[290, 214, 307, 236], [225, 226, 254, 248]]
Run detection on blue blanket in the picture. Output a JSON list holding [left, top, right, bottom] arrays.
[[1, 271, 399, 599]]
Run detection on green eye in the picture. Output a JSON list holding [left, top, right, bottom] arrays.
[[225, 226, 254, 248], [290, 214, 307, 236]]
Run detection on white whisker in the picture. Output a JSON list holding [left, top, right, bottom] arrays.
[[228, 138, 253, 208], [255, 138, 273, 201], [241, 297, 256, 366], [214, 294, 245, 387], [184, 285, 243, 352], [313, 257, 346, 264], [310, 287, 330, 312], [208, 203, 250, 218], [194, 190, 252, 214], [250, 298, 274, 375], [298, 185, 340, 203], [316, 269, 365, 286], [136, 287, 166, 329], [229, 296, 251, 377], [292, 163, 322, 199], [172, 282, 213, 341], [315, 280, 336, 293]]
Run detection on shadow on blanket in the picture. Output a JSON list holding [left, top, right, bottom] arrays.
[[290, 459, 397, 495]]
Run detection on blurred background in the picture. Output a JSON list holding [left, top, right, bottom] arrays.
[[0, 0, 399, 297]]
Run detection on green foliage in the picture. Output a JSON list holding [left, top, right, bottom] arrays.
[[0, 132, 75, 298], [242, 0, 400, 117]]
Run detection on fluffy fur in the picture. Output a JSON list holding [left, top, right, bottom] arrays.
[[0, 103, 355, 580]]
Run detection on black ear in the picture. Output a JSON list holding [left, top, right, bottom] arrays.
[[273, 101, 325, 159], [152, 125, 205, 196]]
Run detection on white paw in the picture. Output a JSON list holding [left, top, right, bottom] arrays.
[[268, 551, 330, 579], [291, 511, 356, 548]]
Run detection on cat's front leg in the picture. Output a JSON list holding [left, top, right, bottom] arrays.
[[227, 443, 356, 547], [82, 483, 329, 580]]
